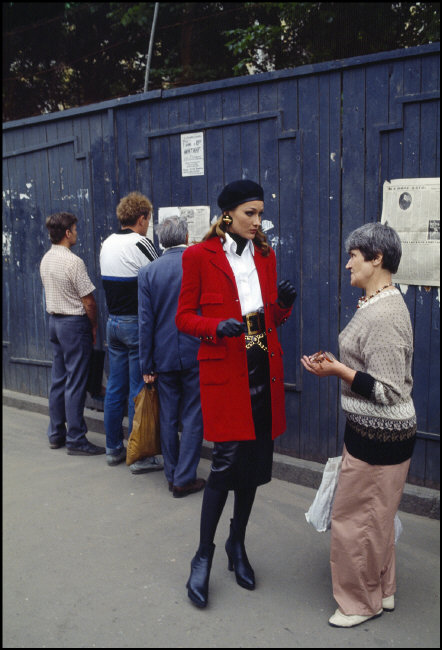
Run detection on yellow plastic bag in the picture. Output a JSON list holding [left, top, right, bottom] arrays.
[[126, 384, 161, 465]]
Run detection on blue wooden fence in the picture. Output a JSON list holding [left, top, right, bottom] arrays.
[[3, 44, 440, 487]]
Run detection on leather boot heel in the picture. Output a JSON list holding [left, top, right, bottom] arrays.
[[186, 543, 215, 608], [225, 520, 255, 591]]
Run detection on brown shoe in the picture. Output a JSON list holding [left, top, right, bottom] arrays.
[[172, 478, 206, 498]]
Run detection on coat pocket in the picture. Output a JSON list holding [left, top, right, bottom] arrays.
[[198, 344, 228, 385], [200, 292, 224, 305], [200, 293, 225, 318]]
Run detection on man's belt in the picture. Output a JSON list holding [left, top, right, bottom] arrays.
[[243, 310, 265, 335]]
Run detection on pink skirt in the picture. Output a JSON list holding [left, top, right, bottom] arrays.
[[330, 445, 410, 615]]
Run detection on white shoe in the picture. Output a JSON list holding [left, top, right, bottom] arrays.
[[382, 595, 395, 611], [328, 608, 383, 628], [129, 456, 163, 474]]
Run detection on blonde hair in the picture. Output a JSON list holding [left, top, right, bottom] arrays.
[[202, 215, 271, 257], [116, 191, 152, 226]]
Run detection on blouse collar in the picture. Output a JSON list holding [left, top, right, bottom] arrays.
[[222, 232, 255, 256]]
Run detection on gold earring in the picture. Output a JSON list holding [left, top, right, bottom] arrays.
[[222, 213, 233, 225]]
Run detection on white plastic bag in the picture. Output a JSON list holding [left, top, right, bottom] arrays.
[[304, 454, 404, 542], [394, 512, 403, 544], [305, 456, 342, 532]]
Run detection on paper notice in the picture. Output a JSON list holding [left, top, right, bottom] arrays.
[[180, 132, 204, 177], [381, 178, 440, 286], [158, 206, 211, 245]]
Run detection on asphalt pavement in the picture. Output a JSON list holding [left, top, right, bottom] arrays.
[[3, 405, 440, 649]]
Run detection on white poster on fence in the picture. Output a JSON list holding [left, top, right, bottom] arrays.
[[381, 178, 440, 286], [180, 132, 204, 177], [158, 206, 210, 246]]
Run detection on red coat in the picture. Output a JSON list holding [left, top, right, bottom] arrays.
[[175, 237, 292, 442]]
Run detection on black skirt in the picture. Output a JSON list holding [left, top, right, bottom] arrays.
[[207, 335, 273, 491]]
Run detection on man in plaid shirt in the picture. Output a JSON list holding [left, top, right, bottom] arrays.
[[40, 211, 105, 455]]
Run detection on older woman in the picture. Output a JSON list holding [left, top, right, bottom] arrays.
[[176, 179, 296, 608], [301, 222, 416, 628]]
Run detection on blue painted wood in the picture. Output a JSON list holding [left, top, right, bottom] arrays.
[[2, 45, 439, 486]]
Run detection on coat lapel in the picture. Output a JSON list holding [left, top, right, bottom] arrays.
[[205, 237, 236, 285]]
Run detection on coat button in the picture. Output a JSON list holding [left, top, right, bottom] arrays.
[[272, 377, 276, 382], [268, 328, 272, 333], [271, 352, 275, 358]]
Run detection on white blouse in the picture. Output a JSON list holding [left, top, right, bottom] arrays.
[[222, 233, 264, 315]]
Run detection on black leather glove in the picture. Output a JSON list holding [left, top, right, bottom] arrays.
[[216, 318, 246, 338], [277, 280, 297, 308]]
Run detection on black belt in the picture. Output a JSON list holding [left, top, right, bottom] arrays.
[[243, 310, 265, 335]]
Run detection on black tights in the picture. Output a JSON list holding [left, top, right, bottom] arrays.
[[199, 484, 257, 547]]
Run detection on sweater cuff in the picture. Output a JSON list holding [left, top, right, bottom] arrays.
[[351, 371, 375, 399]]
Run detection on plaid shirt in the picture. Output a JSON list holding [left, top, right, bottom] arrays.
[[40, 245, 95, 315]]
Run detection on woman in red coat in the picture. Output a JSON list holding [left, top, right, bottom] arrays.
[[176, 179, 296, 608]]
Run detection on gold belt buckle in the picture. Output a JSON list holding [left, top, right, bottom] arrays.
[[245, 312, 260, 335]]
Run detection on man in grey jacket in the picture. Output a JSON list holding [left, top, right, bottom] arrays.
[[138, 216, 205, 497]]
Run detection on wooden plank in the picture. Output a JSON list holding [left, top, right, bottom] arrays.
[[297, 73, 323, 461], [340, 67, 367, 332], [7, 151, 32, 393], [239, 86, 260, 182], [170, 133, 192, 209], [222, 87, 241, 183]]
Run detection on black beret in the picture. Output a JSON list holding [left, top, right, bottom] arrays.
[[217, 179, 264, 211]]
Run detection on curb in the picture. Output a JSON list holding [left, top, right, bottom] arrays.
[[3, 389, 439, 520]]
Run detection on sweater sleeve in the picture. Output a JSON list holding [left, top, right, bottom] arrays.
[[351, 371, 375, 399], [360, 308, 413, 406]]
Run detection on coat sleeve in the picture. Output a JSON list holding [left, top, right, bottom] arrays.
[[175, 246, 221, 343], [138, 268, 155, 374]]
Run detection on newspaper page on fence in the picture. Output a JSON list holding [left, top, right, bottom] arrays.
[[381, 178, 440, 286], [157, 206, 210, 247]]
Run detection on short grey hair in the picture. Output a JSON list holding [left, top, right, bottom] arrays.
[[345, 222, 402, 274], [156, 216, 188, 248]]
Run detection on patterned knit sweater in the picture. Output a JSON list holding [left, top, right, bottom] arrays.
[[338, 288, 416, 465]]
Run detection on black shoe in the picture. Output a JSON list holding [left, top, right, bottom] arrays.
[[186, 543, 215, 608], [67, 441, 105, 456], [49, 439, 66, 449], [225, 519, 255, 590], [173, 478, 206, 498]]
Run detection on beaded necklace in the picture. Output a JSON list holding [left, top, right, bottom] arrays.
[[357, 284, 393, 309]]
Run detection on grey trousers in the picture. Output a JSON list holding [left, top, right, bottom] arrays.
[[47, 314, 92, 448]]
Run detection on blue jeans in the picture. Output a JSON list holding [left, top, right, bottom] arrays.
[[104, 315, 144, 455], [47, 314, 92, 448]]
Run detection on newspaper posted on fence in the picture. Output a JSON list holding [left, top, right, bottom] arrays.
[[381, 178, 440, 286], [158, 206, 210, 246]]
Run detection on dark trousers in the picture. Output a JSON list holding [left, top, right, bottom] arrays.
[[157, 365, 203, 487], [47, 314, 92, 448]]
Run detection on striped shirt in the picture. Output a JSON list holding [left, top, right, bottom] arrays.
[[40, 245, 96, 315], [100, 229, 159, 315]]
